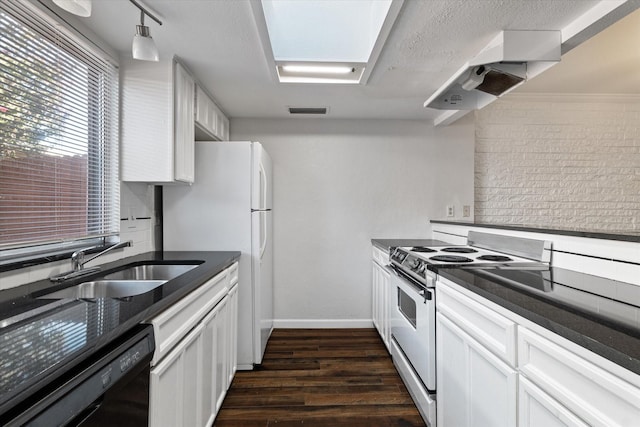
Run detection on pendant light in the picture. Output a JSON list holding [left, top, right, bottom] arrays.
[[52, 0, 92, 17], [129, 0, 163, 62]]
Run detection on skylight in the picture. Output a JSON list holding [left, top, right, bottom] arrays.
[[255, 0, 401, 84]]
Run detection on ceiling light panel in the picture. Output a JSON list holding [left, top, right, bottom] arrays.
[[282, 65, 354, 74], [277, 63, 365, 84]]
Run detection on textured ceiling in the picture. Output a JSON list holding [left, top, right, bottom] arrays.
[[54, 0, 640, 121]]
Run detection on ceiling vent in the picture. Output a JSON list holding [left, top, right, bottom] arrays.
[[288, 107, 328, 115], [424, 30, 561, 125]]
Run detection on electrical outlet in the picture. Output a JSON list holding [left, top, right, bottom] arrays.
[[446, 205, 454, 217], [463, 205, 471, 217]]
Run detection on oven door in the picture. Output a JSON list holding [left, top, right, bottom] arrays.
[[390, 267, 436, 391]]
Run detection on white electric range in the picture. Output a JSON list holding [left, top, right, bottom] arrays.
[[387, 231, 552, 427]]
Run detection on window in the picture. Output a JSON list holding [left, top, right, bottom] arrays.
[[0, 0, 119, 263]]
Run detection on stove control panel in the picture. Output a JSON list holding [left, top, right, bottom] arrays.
[[405, 254, 426, 279], [390, 247, 408, 264]]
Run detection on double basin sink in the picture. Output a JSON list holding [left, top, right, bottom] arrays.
[[42, 263, 200, 300]]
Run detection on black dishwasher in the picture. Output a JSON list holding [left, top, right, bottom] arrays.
[[5, 324, 155, 427]]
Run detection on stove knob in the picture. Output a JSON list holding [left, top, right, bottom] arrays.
[[415, 263, 426, 275]]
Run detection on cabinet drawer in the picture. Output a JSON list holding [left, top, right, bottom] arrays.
[[150, 269, 229, 365], [228, 262, 238, 285], [519, 376, 589, 427], [372, 245, 389, 266], [518, 327, 640, 427], [436, 281, 517, 366]]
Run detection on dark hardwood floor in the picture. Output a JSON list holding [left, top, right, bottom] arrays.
[[214, 328, 426, 427]]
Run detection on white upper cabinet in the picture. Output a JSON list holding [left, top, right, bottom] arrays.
[[194, 84, 229, 142], [121, 57, 195, 184]]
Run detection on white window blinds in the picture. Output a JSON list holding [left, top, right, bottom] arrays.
[[0, 0, 119, 253]]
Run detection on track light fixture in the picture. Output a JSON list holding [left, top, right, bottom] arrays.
[[129, 0, 163, 62]]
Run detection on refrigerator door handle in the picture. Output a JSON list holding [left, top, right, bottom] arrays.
[[259, 162, 267, 210], [260, 211, 267, 261]]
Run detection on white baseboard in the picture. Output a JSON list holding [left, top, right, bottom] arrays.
[[273, 319, 374, 329]]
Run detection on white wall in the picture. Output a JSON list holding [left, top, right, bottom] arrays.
[[231, 118, 475, 326]]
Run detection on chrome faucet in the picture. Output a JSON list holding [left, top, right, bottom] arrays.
[[50, 240, 133, 282], [71, 240, 133, 271]]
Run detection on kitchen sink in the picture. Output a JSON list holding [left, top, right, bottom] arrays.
[[40, 262, 201, 300], [101, 264, 198, 281], [41, 280, 167, 299]]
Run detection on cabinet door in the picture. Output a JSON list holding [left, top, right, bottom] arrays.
[[173, 61, 195, 183], [380, 266, 390, 349], [201, 295, 226, 427], [437, 313, 517, 427], [372, 262, 381, 333], [150, 322, 205, 427], [227, 283, 239, 385], [195, 85, 209, 127], [519, 376, 589, 427], [215, 295, 229, 411], [372, 260, 391, 351], [199, 284, 238, 427]]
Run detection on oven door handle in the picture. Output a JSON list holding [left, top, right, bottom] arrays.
[[419, 289, 432, 303]]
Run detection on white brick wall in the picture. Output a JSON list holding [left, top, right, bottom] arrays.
[[474, 94, 640, 232]]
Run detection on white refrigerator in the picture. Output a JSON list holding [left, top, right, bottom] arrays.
[[163, 141, 273, 369]]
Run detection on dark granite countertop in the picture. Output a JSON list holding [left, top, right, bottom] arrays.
[[0, 250, 240, 420], [438, 266, 640, 376], [371, 239, 451, 250], [430, 220, 640, 243]]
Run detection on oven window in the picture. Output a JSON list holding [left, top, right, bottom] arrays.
[[397, 287, 417, 328]]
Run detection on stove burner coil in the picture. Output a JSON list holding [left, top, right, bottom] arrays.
[[410, 247, 437, 253], [476, 255, 513, 262], [429, 255, 474, 263], [441, 247, 478, 253]]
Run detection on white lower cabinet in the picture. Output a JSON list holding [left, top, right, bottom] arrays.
[[148, 263, 239, 427], [371, 245, 391, 351], [372, 260, 390, 349], [149, 321, 206, 427], [519, 376, 589, 427], [436, 277, 640, 427], [214, 293, 229, 412], [436, 312, 517, 427], [226, 283, 238, 389], [518, 327, 640, 427]]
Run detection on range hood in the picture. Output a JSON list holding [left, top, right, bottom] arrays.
[[424, 30, 561, 125]]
